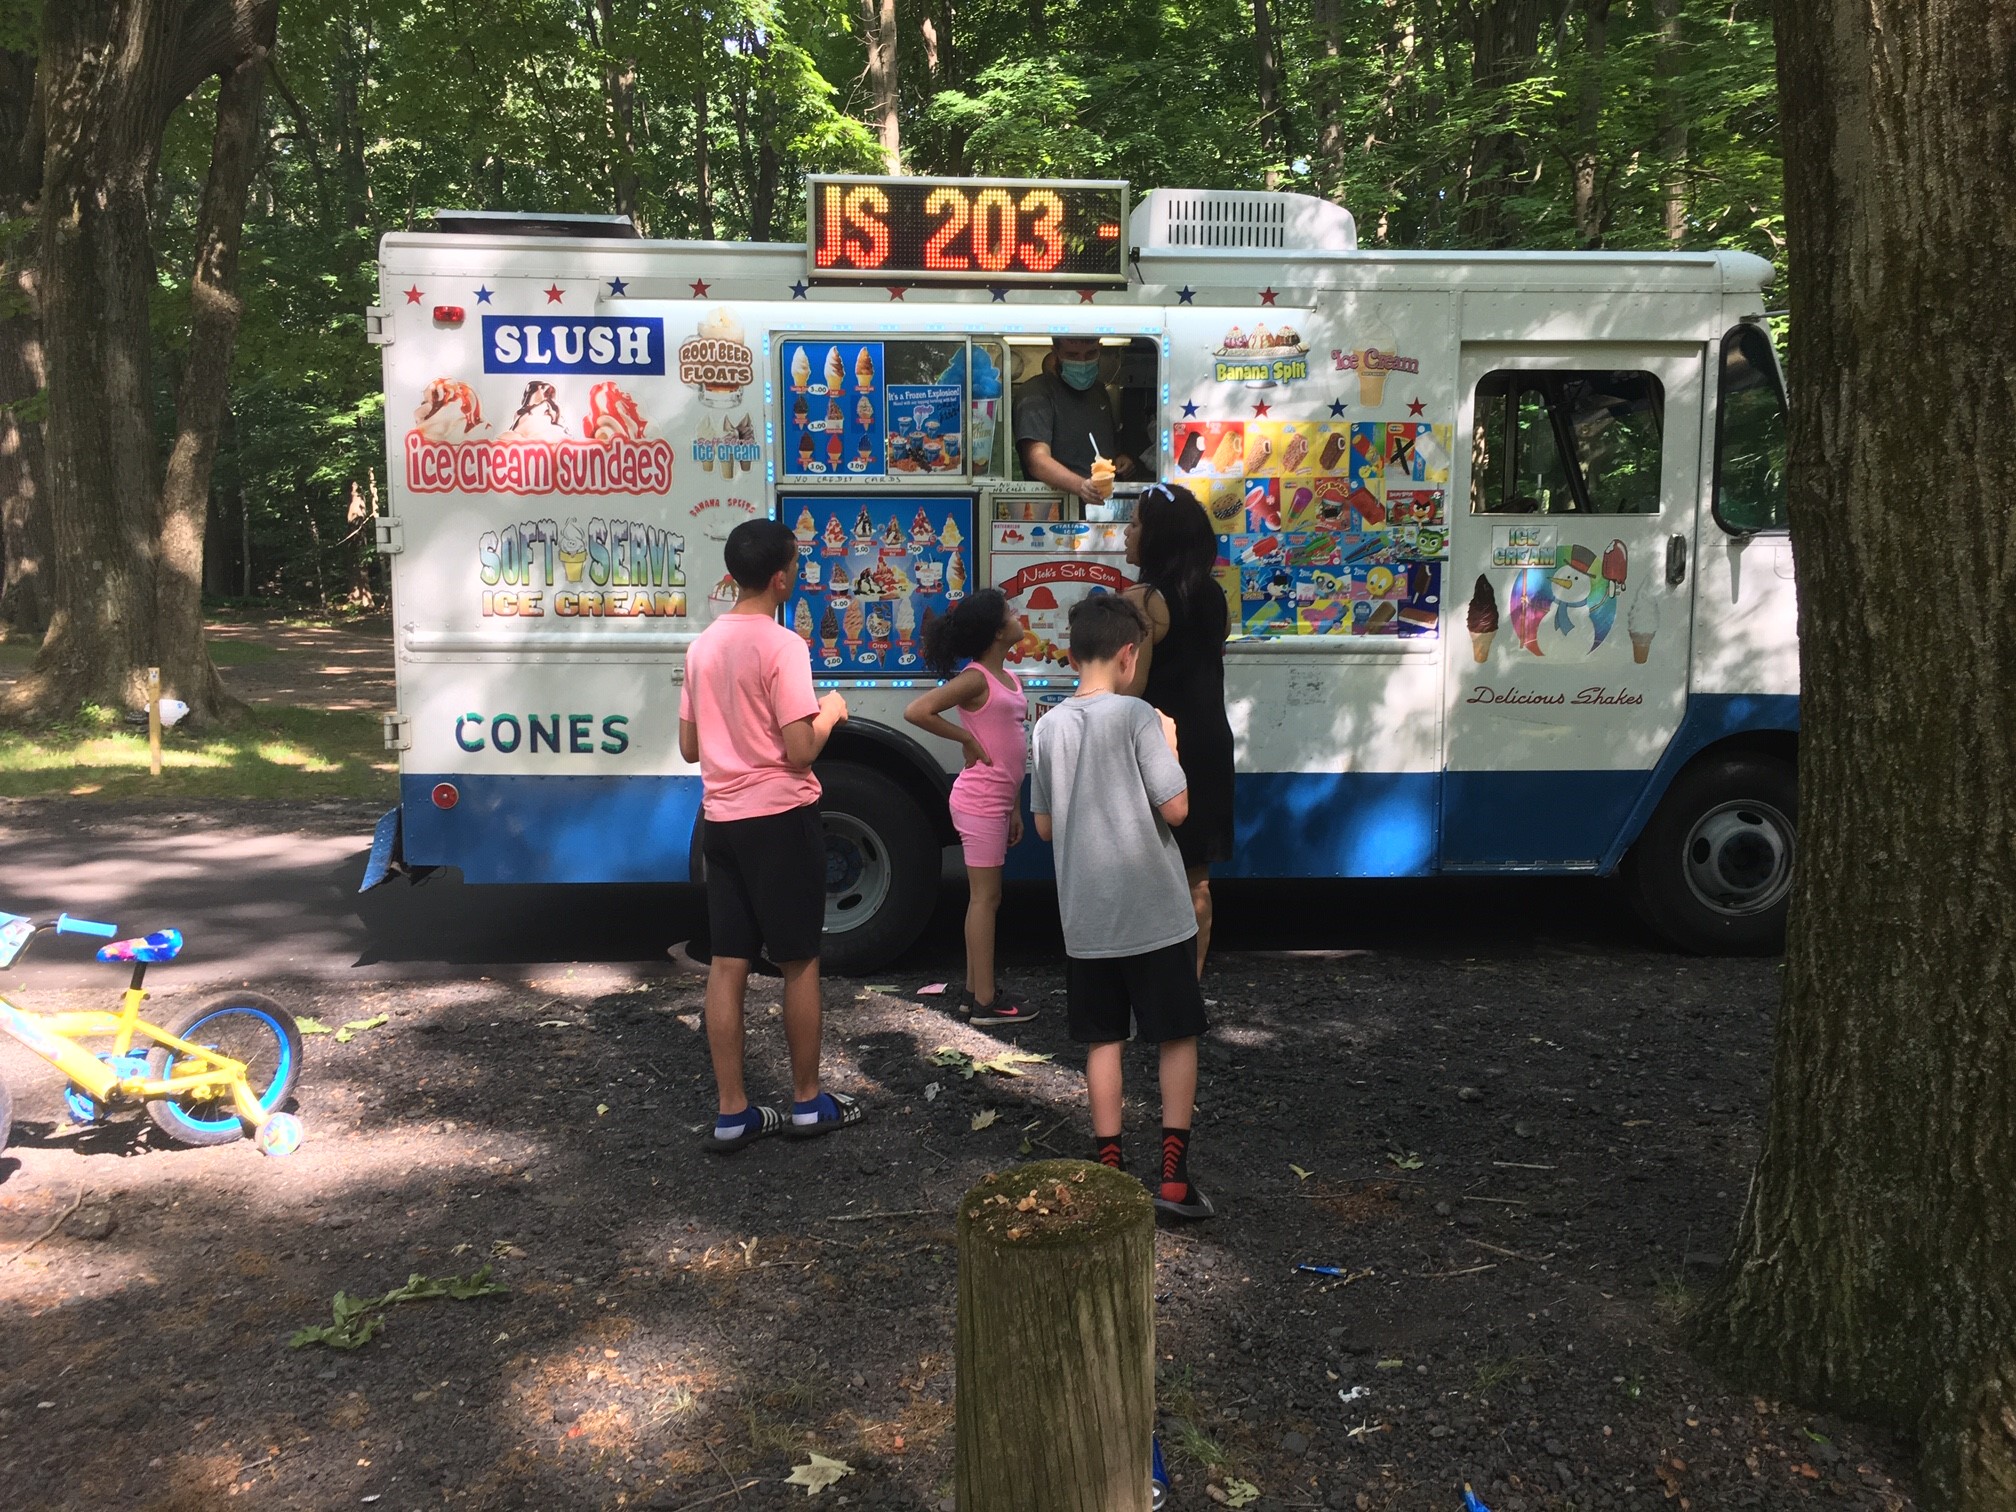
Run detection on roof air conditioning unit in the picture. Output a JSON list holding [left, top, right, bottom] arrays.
[[1130, 189, 1357, 253]]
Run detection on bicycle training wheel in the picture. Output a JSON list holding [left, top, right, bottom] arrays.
[[0, 1075, 12, 1155], [146, 992, 303, 1148]]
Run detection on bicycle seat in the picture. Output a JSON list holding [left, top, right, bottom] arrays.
[[96, 929, 184, 964]]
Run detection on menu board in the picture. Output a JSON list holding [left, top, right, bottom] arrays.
[[886, 384, 965, 475], [781, 339, 885, 478], [783, 494, 974, 674], [990, 520, 1135, 669]]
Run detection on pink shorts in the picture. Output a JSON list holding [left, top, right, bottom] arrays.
[[948, 796, 1014, 869]]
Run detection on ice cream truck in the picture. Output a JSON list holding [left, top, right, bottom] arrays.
[[362, 179, 1796, 971]]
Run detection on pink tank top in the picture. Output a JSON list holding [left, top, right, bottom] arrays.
[[949, 668, 1027, 810]]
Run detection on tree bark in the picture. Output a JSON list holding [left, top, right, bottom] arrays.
[[0, 39, 52, 636], [594, 0, 640, 229], [1690, 4, 2016, 1509], [862, 0, 900, 174], [1311, 0, 1345, 199], [13, 0, 270, 722], [1250, 0, 1284, 175], [1459, 0, 1551, 246], [1655, 0, 1686, 243], [1571, 0, 1610, 246], [955, 1161, 1154, 1511], [157, 9, 272, 721], [692, 88, 714, 240]]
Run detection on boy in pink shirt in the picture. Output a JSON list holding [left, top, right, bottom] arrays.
[[680, 520, 863, 1150]]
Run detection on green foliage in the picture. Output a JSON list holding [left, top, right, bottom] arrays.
[[102, 0, 1781, 610], [0, 707, 395, 800], [288, 1266, 509, 1350]]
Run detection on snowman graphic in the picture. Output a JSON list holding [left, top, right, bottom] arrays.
[[1508, 540, 1627, 656]]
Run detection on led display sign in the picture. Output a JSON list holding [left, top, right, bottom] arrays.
[[807, 176, 1129, 287]]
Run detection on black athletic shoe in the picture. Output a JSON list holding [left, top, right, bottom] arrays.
[[1153, 1181, 1217, 1221], [967, 990, 1040, 1027]]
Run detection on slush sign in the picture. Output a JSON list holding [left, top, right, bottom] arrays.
[[483, 316, 665, 375]]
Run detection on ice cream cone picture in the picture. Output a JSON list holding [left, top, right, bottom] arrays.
[[697, 416, 716, 474], [939, 515, 964, 552], [843, 599, 865, 657], [909, 507, 935, 551], [732, 414, 756, 474], [1628, 586, 1659, 663], [946, 549, 967, 600], [855, 347, 876, 393], [819, 605, 841, 663], [794, 508, 817, 547], [866, 606, 891, 655], [895, 597, 916, 661], [1356, 326, 1396, 407], [827, 431, 844, 469], [822, 346, 845, 394], [1466, 575, 1498, 662], [793, 599, 815, 645], [790, 346, 812, 392], [558, 519, 589, 582]]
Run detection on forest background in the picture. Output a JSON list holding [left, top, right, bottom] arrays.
[[0, 0, 1780, 629]]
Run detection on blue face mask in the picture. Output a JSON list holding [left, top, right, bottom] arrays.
[[1059, 358, 1101, 391]]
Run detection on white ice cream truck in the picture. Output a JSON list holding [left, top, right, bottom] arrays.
[[362, 178, 1796, 970]]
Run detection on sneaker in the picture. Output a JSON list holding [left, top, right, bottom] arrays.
[[967, 990, 1040, 1027], [1153, 1181, 1217, 1221]]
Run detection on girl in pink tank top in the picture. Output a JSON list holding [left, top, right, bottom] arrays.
[[903, 588, 1037, 1026]]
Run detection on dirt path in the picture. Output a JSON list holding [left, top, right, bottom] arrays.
[[0, 947, 1915, 1511]]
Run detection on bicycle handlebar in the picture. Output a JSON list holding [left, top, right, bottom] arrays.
[[55, 914, 119, 938]]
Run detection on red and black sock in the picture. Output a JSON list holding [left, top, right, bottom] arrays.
[[1159, 1127, 1193, 1203], [1094, 1134, 1124, 1172]]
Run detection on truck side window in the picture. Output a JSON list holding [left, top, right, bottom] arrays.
[[1713, 324, 1789, 533], [1470, 369, 1663, 515]]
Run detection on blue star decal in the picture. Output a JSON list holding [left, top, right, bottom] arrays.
[[790, 281, 810, 300], [1181, 401, 1199, 418], [1328, 397, 1348, 417], [473, 286, 494, 304], [1176, 286, 1196, 305], [606, 277, 629, 297], [989, 286, 1009, 303]]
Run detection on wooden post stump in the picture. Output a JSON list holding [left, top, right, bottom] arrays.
[[955, 1159, 1155, 1512]]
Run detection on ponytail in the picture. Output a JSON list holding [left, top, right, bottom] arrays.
[[921, 587, 1011, 676]]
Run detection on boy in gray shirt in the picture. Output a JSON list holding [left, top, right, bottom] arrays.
[[1031, 595, 1214, 1220]]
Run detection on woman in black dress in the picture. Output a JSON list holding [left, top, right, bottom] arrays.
[[1124, 484, 1237, 977]]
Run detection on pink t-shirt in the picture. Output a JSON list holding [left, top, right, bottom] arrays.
[[679, 612, 823, 822]]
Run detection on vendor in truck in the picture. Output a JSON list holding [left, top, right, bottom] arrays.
[[1014, 336, 1151, 505]]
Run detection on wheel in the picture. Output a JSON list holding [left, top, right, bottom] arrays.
[[1623, 752, 1797, 954], [815, 763, 940, 976], [146, 992, 304, 1147]]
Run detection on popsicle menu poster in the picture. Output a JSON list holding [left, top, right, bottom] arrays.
[[782, 340, 885, 477], [782, 494, 974, 674]]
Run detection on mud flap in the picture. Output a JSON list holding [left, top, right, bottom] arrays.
[[358, 807, 437, 891]]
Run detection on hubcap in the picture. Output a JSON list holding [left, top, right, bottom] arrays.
[[823, 813, 891, 935], [1682, 799, 1795, 917]]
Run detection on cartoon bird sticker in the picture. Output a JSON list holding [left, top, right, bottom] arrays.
[[1507, 540, 1627, 655]]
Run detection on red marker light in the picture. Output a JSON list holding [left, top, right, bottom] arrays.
[[433, 305, 466, 325], [432, 782, 460, 809]]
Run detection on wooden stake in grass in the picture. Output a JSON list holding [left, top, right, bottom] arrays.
[[146, 667, 162, 777], [955, 1159, 1155, 1511]]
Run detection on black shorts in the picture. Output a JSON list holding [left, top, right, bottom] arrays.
[[701, 803, 825, 965], [1065, 939, 1209, 1045]]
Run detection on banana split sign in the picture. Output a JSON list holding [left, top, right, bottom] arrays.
[[483, 316, 665, 375]]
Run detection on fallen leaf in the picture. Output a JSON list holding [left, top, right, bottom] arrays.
[[596, 1104, 609, 1117], [785, 1451, 855, 1495], [333, 1014, 390, 1044], [970, 1109, 997, 1131], [1289, 1163, 1313, 1181], [1385, 1151, 1424, 1171], [924, 1082, 942, 1103], [297, 1017, 332, 1036], [1223, 1479, 1260, 1507], [1375, 1358, 1404, 1370]]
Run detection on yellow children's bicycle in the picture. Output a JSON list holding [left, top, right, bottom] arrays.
[[0, 911, 304, 1159]]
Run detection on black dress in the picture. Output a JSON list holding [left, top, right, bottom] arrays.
[[1142, 584, 1236, 868]]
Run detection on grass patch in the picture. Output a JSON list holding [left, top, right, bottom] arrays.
[[0, 639, 34, 669], [0, 706, 395, 800]]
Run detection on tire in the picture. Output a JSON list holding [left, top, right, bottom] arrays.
[[146, 992, 304, 1148], [1623, 752, 1797, 955], [815, 763, 940, 976]]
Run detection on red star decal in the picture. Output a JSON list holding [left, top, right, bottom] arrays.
[[886, 286, 908, 301], [543, 284, 565, 304], [1259, 287, 1280, 306], [402, 286, 423, 305], [689, 279, 710, 297], [1076, 289, 1097, 304], [1251, 400, 1272, 418], [1407, 397, 1427, 416]]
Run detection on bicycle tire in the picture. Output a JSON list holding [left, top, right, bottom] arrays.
[[145, 992, 303, 1148]]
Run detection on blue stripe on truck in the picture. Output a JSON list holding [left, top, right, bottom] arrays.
[[400, 773, 705, 884]]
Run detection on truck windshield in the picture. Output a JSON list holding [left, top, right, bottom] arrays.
[[1713, 324, 1789, 534]]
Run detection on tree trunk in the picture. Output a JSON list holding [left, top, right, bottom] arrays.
[[1311, 0, 1345, 199], [594, 0, 640, 229], [1690, 4, 2016, 1509], [157, 9, 273, 721], [955, 1161, 1154, 1511], [692, 88, 714, 240], [753, 83, 779, 242], [1459, 0, 1550, 246], [0, 39, 52, 636], [1571, 0, 1610, 246], [862, 0, 900, 174], [1655, 0, 1686, 243], [1250, 0, 1284, 180]]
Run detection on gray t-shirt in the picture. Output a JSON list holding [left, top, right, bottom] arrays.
[[1014, 371, 1117, 477], [1030, 693, 1194, 959]]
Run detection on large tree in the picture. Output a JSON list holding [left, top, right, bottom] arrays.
[[8, 0, 273, 724], [1690, 3, 2016, 1508], [0, 10, 50, 636]]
